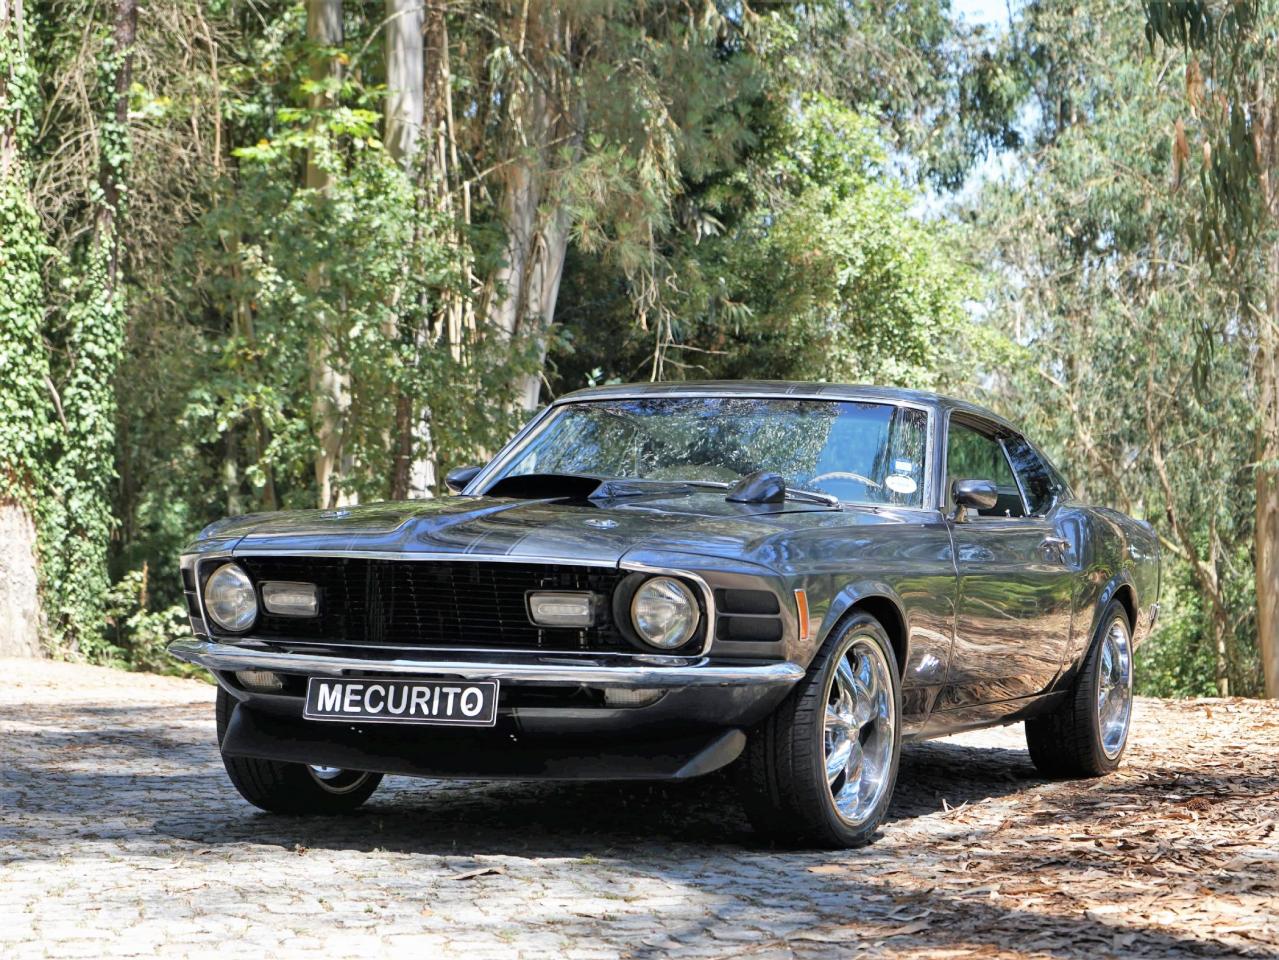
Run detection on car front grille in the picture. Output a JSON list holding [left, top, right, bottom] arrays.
[[221, 557, 633, 653]]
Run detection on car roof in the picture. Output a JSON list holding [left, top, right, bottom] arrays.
[[554, 380, 1025, 435]]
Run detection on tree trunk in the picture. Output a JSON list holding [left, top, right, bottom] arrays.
[[384, 0, 423, 168], [1210, 605, 1231, 697], [1257, 247, 1279, 698], [385, 0, 425, 501], [97, 0, 136, 274], [491, 152, 572, 412], [485, 7, 576, 414], [305, 0, 354, 509], [45, 0, 137, 655]]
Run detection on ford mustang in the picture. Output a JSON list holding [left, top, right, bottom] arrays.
[[171, 381, 1160, 848]]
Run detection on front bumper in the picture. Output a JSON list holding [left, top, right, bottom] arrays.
[[170, 639, 805, 781], [169, 639, 805, 689]]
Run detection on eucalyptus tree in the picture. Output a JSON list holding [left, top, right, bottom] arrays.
[[304, 0, 354, 509], [971, 0, 1261, 694], [1144, 0, 1279, 697], [383, 0, 425, 499]]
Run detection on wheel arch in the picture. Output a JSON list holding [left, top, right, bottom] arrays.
[[1109, 582, 1137, 633], [820, 583, 909, 677], [1077, 572, 1138, 665]]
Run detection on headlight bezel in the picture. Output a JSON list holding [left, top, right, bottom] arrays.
[[618, 574, 703, 653], [203, 562, 259, 634]]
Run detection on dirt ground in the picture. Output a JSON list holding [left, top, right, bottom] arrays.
[[1, 657, 1276, 959]]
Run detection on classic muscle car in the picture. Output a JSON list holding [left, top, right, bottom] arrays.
[[171, 382, 1160, 848]]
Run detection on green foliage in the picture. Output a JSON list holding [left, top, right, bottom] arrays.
[[1138, 557, 1259, 697], [969, 0, 1262, 695], [553, 97, 973, 390], [38, 7, 135, 662], [104, 567, 199, 677], [4, 0, 125, 662], [0, 165, 50, 511], [1, 3, 50, 509], [28, 0, 1261, 699], [1143, 0, 1267, 263]]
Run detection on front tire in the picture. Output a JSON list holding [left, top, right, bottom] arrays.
[[214, 687, 383, 814], [1025, 600, 1134, 778], [736, 613, 902, 848]]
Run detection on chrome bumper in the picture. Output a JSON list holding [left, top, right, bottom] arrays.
[[168, 639, 806, 689]]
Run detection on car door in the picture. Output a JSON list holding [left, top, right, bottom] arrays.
[[939, 416, 1076, 709]]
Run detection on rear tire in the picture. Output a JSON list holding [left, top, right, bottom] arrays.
[[1025, 600, 1134, 778], [215, 687, 383, 814], [736, 613, 901, 848]]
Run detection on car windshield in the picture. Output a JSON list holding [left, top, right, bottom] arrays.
[[489, 396, 929, 507]]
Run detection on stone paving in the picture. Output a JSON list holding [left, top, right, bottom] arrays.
[[2, 658, 1277, 959]]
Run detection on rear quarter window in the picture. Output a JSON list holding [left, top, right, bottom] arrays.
[[1003, 436, 1066, 515]]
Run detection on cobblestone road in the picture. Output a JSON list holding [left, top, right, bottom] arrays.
[[2, 659, 1277, 959]]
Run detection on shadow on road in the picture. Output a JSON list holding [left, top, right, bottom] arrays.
[[8, 698, 1277, 959]]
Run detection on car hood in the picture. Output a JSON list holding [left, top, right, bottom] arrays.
[[197, 491, 875, 568]]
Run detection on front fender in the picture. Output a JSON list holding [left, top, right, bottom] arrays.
[[810, 578, 950, 734], [819, 580, 908, 652]]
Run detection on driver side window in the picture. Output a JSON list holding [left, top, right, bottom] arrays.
[[946, 421, 1026, 518]]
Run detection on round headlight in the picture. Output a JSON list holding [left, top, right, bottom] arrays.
[[630, 577, 700, 650], [204, 563, 258, 633]]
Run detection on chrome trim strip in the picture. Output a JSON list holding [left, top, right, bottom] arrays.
[[188, 554, 719, 658], [464, 403, 560, 494], [247, 641, 703, 660], [224, 549, 624, 566], [551, 389, 936, 412], [189, 551, 235, 637], [169, 640, 805, 688], [620, 560, 716, 657]]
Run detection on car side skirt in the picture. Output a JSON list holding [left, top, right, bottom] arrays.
[[910, 689, 1070, 742]]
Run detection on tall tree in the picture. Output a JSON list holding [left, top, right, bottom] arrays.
[[481, 2, 578, 412], [969, 0, 1261, 696], [384, 0, 426, 500], [305, 0, 354, 508], [1144, 0, 1279, 698], [384, 0, 423, 167]]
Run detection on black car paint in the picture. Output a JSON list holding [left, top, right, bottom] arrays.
[[175, 381, 1160, 776]]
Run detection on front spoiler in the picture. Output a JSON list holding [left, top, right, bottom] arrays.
[[220, 702, 749, 780], [168, 639, 806, 689]]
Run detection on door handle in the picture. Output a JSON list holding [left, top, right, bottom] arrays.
[[1040, 536, 1070, 561]]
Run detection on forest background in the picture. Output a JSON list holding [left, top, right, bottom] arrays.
[[2, 0, 1276, 697]]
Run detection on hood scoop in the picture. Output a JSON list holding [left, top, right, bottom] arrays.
[[484, 473, 604, 500], [725, 470, 786, 504]]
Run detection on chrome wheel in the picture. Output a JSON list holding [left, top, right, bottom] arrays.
[[1096, 617, 1133, 760], [307, 765, 372, 794], [823, 635, 896, 826]]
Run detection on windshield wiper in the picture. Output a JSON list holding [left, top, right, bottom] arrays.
[[662, 476, 842, 508], [784, 486, 842, 507], [591, 475, 841, 508]]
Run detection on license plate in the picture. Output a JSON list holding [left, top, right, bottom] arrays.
[[304, 677, 499, 726]]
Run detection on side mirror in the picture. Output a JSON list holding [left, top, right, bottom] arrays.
[[444, 464, 483, 494], [950, 478, 998, 523]]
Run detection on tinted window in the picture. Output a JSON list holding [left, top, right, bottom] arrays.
[[492, 397, 929, 507], [946, 421, 1024, 518], [1004, 436, 1065, 515]]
